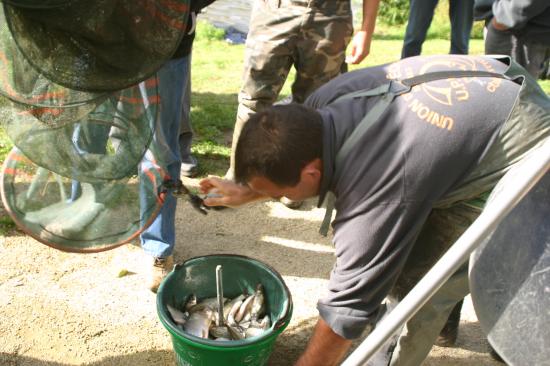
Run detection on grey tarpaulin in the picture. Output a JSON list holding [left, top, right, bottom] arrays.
[[470, 159, 550, 366]]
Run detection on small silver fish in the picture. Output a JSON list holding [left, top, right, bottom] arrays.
[[167, 304, 190, 326], [189, 296, 227, 313], [223, 294, 246, 319], [214, 337, 231, 342], [235, 294, 255, 323], [227, 298, 243, 326], [184, 294, 198, 312], [250, 284, 265, 321], [259, 314, 271, 330], [210, 325, 231, 339], [245, 315, 271, 338], [239, 320, 251, 329], [227, 324, 246, 340], [245, 326, 264, 338], [183, 307, 214, 338]]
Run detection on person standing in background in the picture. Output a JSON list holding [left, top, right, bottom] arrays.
[[141, 0, 215, 293], [226, 0, 381, 182], [479, 0, 550, 79], [400, 0, 474, 348], [401, 0, 474, 58]]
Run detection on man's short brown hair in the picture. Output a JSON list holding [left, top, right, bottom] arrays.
[[235, 104, 323, 187]]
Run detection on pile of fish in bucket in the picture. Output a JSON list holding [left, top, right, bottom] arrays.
[[166, 265, 271, 341]]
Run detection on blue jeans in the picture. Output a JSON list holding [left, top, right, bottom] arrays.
[[401, 0, 474, 58], [178, 56, 194, 162], [140, 56, 192, 258]]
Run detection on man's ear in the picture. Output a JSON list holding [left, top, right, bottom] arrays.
[[301, 158, 322, 182]]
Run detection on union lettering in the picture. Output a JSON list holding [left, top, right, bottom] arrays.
[[408, 99, 454, 131]]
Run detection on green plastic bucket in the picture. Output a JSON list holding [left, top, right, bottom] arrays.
[[157, 254, 293, 366]]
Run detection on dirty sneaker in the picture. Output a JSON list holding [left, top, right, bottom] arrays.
[[181, 155, 198, 178], [274, 94, 294, 105], [148, 255, 174, 293]]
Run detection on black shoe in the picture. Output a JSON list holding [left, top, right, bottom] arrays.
[[436, 323, 458, 347]]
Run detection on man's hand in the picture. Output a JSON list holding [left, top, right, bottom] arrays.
[[294, 318, 352, 366], [346, 0, 380, 64], [346, 30, 371, 64], [199, 176, 266, 207]]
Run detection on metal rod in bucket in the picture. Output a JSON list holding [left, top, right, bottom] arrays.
[[216, 265, 224, 326]]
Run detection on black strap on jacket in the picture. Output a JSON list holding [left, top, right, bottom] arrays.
[[319, 69, 519, 236]]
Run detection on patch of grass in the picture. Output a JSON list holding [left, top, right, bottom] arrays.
[[429, 1, 485, 40], [540, 80, 550, 94], [0, 126, 13, 165], [373, 0, 484, 40], [0, 21, 548, 179]]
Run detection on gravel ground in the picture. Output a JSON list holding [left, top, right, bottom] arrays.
[[0, 177, 503, 365]]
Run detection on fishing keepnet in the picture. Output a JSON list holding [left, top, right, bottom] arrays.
[[2, 0, 190, 92], [0, 0, 191, 251], [1, 1, 74, 8], [2, 78, 159, 183], [1, 147, 168, 252], [0, 10, 109, 128]]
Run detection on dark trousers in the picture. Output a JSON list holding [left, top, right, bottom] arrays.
[[401, 0, 474, 58], [485, 21, 550, 80]]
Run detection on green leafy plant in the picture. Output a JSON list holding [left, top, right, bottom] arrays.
[[377, 0, 409, 26], [195, 20, 226, 42]]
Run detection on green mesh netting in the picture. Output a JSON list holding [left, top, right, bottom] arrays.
[[1, 77, 159, 183], [0, 11, 109, 128], [2, 0, 190, 92], [1, 1, 73, 8], [0, 0, 192, 251], [1, 147, 168, 252]]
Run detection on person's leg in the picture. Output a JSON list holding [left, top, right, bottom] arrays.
[[178, 54, 197, 177], [484, 20, 514, 55], [401, 0, 439, 58], [389, 264, 470, 366], [140, 57, 188, 291], [435, 298, 463, 346], [69, 119, 111, 202], [273, 0, 352, 209], [387, 203, 482, 366], [511, 35, 528, 68], [227, 0, 299, 180], [448, 0, 473, 54], [541, 57, 550, 80], [518, 40, 550, 79], [291, 0, 353, 103]]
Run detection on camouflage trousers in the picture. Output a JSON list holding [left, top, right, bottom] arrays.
[[227, 0, 353, 178]]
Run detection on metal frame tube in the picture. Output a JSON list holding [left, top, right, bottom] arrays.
[[342, 138, 550, 366]]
